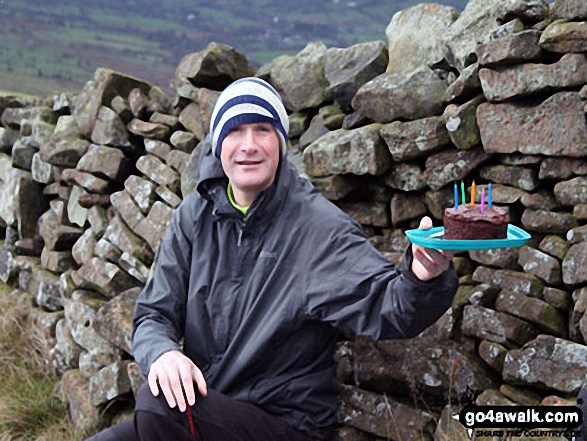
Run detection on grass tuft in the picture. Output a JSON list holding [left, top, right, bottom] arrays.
[[0, 283, 79, 441]]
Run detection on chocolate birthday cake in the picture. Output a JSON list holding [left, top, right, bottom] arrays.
[[443, 204, 509, 240]]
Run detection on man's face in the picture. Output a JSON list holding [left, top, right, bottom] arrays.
[[220, 122, 280, 201]]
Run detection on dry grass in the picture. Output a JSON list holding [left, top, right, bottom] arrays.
[[0, 283, 80, 441]]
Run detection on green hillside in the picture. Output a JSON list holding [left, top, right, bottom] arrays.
[[0, 0, 467, 97]]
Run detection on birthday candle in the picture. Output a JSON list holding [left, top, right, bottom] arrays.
[[471, 181, 476, 205], [481, 188, 485, 214], [454, 183, 458, 208], [461, 182, 466, 206], [488, 183, 493, 208]]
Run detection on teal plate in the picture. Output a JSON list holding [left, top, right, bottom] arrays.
[[405, 224, 531, 250]]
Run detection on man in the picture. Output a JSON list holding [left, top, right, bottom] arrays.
[[86, 77, 458, 441]]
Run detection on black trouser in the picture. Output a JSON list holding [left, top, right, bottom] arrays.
[[84, 383, 315, 441]]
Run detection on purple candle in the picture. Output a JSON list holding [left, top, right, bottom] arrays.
[[481, 188, 485, 214]]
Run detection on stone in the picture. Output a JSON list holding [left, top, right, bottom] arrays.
[[149, 112, 178, 129], [424, 146, 490, 190], [89, 360, 132, 407], [90, 106, 130, 147], [443, 0, 504, 71], [143, 139, 170, 161], [61, 369, 104, 434], [136, 154, 180, 193], [124, 175, 157, 214], [342, 112, 372, 130], [31, 269, 63, 311], [31, 152, 53, 184], [554, 176, 587, 206], [479, 53, 587, 102], [0, 246, 19, 284], [500, 384, 542, 406], [302, 125, 391, 177], [299, 114, 330, 150], [518, 246, 562, 285], [0, 156, 30, 226], [110, 190, 145, 231], [567, 225, 587, 245], [383, 162, 427, 192], [478, 340, 508, 373], [468, 247, 520, 270], [40, 115, 90, 167], [67, 185, 89, 228], [479, 165, 538, 191], [270, 42, 330, 112], [50, 318, 83, 372], [461, 305, 539, 348], [128, 88, 149, 118], [170, 130, 198, 154], [503, 335, 587, 393], [570, 287, 587, 343], [309, 175, 361, 201], [353, 336, 496, 406], [88, 206, 109, 238], [434, 405, 470, 441], [498, 0, 549, 23], [127, 361, 144, 397], [110, 96, 133, 122], [338, 384, 434, 440], [11, 137, 38, 171], [118, 251, 150, 283], [324, 41, 388, 112], [390, 192, 427, 226], [481, 92, 587, 156], [352, 67, 447, 123], [14, 174, 50, 239], [444, 63, 482, 103], [177, 88, 219, 142], [443, 95, 484, 151], [1, 106, 56, 129], [539, 20, 587, 53], [522, 209, 577, 234], [380, 116, 450, 162], [94, 238, 123, 263], [476, 30, 543, 67], [156, 186, 182, 209], [493, 269, 546, 297], [174, 42, 255, 91], [521, 190, 559, 211], [541, 287, 571, 311], [104, 214, 154, 265], [539, 157, 587, 180], [41, 248, 76, 274], [76, 257, 142, 298], [127, 119, 170, 140], [385, 4, 458, 76], [77, 144, 131, 182], [0, 127, 20, 153], [494, 290, 567, 337], [562, 242, 587, 285], [288, 113, 309, 139], [78, 349, 122, 381], [64, 291, 114, 354], [72, 229, 96, 267], [335, 201, 389, 228], [134, 201, 175, 253], [38, 204, 84, 251], [73, 67, 151, 139], [551, 0, 587, 20], [166, 150, 190, 176], [62, 169, 111, 194], [94, 287, 141, 354]]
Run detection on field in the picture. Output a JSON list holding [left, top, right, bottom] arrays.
[[0, 0, 467, 97]]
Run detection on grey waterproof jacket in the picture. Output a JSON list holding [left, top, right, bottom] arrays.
[[132, 142, 458, 437]]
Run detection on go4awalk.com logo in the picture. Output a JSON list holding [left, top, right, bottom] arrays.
[[453, 404, 583, 439]]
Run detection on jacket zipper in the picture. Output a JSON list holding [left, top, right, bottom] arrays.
[[237, 220, 246, 247]]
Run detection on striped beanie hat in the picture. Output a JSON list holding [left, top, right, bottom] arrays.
[[210, 77, 289, 159]]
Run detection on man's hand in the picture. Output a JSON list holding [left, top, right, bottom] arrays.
[[411, 216, 454, 281], [148, 350, 208, 412]]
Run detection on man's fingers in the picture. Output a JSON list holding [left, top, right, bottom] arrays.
[[148, 370, 160, 397], [157, 370, 179, 409], [418, 216, 433, 230], [194, 366, 208, 397], [180, 364, 197, 407]]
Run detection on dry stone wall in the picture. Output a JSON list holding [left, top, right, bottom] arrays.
[[0, 0, 586, 439]]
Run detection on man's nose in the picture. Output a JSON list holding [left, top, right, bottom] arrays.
[[240, 128, 258, 152]]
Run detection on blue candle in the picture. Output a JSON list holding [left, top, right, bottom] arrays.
[[488, 183, 492, 208], [454, 183, 458, 208]]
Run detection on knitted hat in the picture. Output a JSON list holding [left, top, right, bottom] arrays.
[[210, 77, 289, 159]]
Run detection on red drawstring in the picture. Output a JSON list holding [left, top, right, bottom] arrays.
[[186, 404, 196, 437]]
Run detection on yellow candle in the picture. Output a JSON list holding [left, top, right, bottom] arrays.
[[471, 181, 476, 205]]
